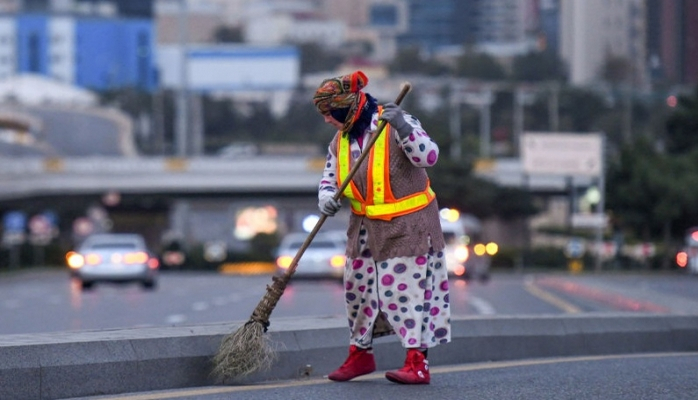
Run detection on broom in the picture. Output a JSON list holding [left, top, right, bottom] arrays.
[[212, 81, 413, 382]]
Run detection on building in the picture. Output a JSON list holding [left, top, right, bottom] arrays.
[[539, 0, 560, 53], [0, 0, 157, 91], [397, 0, 540, 57], [646, 0, 698, 86], [559, 0, 647, 88]]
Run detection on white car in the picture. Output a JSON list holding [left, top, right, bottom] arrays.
[[66, 233, 159, 290], [275, 231, 347, 280], [440, 213, 495, 282]]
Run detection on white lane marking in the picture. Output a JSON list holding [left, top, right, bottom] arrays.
[[166, 314, 186, 324], [469, 296, 496, 315], [192, 302, 209, 311], [212, 297, 227, 306]]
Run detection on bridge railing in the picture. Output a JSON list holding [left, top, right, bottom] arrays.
[[0, 156, 327, 200]]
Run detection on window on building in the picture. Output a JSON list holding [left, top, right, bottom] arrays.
[[137, 31, 149, 88], [370, 4, 398, 27], [28, 33, 40, 72]]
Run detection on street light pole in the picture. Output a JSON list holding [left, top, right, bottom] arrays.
[[449, 85, 462, 161], [175, 0, 189, 157]]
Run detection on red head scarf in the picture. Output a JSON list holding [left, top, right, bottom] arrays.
[[313, 70, 369, 133]]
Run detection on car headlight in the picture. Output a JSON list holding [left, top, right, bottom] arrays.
[[66, 251, 85, 269], [276, 255, 293, 269], [330, 255, 346, 268], [454, 245, 469, 262]]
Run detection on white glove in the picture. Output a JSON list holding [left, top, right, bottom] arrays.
[[380, 102, 412, 139], [319, 197, 342, 216]]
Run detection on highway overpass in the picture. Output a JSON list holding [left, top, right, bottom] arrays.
[[0, 155, 326, 201], [0, 155, 594, 202]]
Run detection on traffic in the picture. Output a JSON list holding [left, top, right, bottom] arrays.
[[1, 268, 697, 337]]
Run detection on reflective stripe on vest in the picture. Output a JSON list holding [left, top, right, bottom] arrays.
[[336, 109, 435, 221]]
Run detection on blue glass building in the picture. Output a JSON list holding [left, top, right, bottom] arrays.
[[0, 11, 156, 91]]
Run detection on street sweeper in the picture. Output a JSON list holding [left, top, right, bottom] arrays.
[[314, 70, 452, 385]]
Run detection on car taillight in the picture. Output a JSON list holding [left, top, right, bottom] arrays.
[[452, 264, 466, 276], [66, 251, 85, 269], [148, 257, 159, 269], [276, 255, 293, 269], [330, 255, 346, 268], [677, 251, 688, 268]]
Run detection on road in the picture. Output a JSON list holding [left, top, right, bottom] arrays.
[[1, 269, 697, 336], [70, 353, 698, 400], [4, 268, 698, 400]]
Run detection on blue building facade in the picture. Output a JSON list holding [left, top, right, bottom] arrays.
[[397, 0, 480, 54], [0, 12, 156, 91]]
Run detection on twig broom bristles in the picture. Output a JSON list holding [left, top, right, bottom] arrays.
[[212, 82, 413, 382]]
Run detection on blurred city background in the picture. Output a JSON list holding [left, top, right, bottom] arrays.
[[0, 0, 697, 275]]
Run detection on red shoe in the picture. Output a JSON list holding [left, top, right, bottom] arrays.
[[385, 349, 430, 384], [328, 345, 376, 382]]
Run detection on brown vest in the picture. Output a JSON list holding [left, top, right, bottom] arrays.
[[329, 129, 445, 261]]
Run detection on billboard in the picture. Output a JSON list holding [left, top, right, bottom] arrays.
[[157, 45, 300, 92], [521, 132, 603, 176]]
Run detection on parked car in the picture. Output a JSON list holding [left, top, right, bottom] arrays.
[[275, 230, 346, 281], [66, 233, 159, 290]]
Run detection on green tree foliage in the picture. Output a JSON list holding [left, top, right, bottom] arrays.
[[298, 43, 344, 74], [511, 51, 567, 82], [557, 87, 608, 132], [388, 46, 449, 76], [599, 55, 633, 85], [454, 53, 507, 81], [607, 86, 698, 247], [665, 86, 698, 154], [429, 158, 538, 220]]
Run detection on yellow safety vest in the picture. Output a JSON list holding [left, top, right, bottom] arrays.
[[336, 110, 435, 221]]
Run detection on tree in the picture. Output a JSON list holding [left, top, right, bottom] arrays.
[[511, 51, 567, 82], [388, 46, 449, 76], [429, 158, 538, 221], [599, 55, 633, 86], [454, 53, 507, 81], [665, 86, 698, 154], [298, 43, 344, 74]]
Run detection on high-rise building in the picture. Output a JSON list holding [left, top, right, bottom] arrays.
[[18, 0, 153, 17], [398, 0, 537, 56], [0, 3, 157, 91], [398, 0, 477, 53], [559, 0, 647, 87], [646, 0, 698, 86], [539, 0, 560, 53]]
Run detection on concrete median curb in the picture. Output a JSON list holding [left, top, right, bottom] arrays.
[[2, 313, 698, 400]]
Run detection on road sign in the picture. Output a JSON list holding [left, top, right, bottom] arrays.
[[565, 238, 585, 259], [521, 132, 603, 176], [571, 213, 608, 229], [3, 211, 26, 233]]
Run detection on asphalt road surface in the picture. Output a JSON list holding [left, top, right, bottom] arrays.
[[1, 269, 698, 336], [68, 353, 698, 400]]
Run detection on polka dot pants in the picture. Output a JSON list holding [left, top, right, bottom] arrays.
[[344, 227, 451, 349]]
